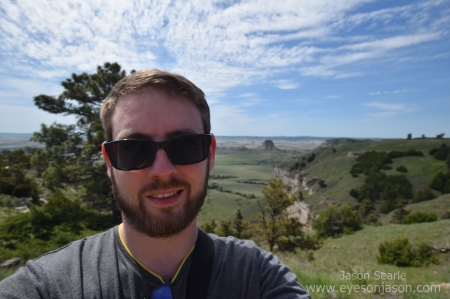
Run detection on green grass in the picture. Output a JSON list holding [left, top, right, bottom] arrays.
[[198, 148, 288, 222], [406, 194, 450, 218], [279, 220, 450, 299]]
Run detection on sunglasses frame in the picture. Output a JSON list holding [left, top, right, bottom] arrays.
[[103, 134, 212, 171]]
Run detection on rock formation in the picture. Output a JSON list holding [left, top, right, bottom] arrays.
[[257, 140, 280, 151]]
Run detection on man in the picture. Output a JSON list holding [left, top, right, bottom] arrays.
[[0, 69, 310, 298]]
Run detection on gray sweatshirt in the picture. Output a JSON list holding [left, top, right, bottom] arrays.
[[0, 226, 310, 299]]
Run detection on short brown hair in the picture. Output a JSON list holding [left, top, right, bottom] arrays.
[[101, 69, 211, 141]]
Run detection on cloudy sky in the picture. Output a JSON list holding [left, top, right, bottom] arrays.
[[1, 0, 449, 138]]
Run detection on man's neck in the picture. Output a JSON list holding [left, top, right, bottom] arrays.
[[119, 220, 198, 282]]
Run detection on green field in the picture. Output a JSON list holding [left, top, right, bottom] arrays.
[[199, 147, 300, 223]]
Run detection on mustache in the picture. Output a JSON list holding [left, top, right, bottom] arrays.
[[137, 176, 191, 197]]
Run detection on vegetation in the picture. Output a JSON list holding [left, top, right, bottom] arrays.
[[396, 165, 408, 172], [412, 187, 435, 203], [30, 62, 131, 218], [0, 191, 113, 263], [0, 149, 40, 203], [253, 179, 320, 252], [402, 212, 438, 224], [312, 204, 362, 238], [350, 172, 413, 213], [203, 179, 320, 253], [377, 238, 439, 267], [430, 171, 450, 193], [357, 199, 379, 225], [350, 150, 423, 176], [390, 199, 410, 224]]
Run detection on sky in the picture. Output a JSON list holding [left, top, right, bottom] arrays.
[[1, 0, 449, 138]]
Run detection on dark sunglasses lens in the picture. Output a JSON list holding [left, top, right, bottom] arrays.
[[152, 285, 172, 299], [108, 140, 154, 170], [167, 135, 210, 165]]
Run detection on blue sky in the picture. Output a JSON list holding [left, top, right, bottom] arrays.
[[1, 0, 449, 138]]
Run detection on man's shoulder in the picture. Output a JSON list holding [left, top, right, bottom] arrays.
[[208, 233, 270, 261], [209, 234, 259, 249], [33, 226, 117, 265]]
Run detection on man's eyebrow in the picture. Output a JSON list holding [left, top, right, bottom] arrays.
[[165, 129, 198, 139], [118, 129, 198, 140]]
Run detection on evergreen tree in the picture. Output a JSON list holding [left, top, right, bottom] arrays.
[[430, 171, 450, 193], [0, 149, 40, 203], [216, 220, 233, 237], [313, 204, 362, 238], [254, 179, 320, 252], [30, 63, 130, 217], [358, 199, 376, 224], [390, 199, 410, 224], [200, 220, 217, 234]]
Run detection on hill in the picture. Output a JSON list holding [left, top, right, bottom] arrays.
[[274, 138, 450, 218], [320, 137, 374, 148]]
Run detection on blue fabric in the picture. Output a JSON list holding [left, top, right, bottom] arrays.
[[152, 285, 172, 299]]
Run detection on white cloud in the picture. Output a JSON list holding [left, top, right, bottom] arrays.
[[2, 0, 446, 88], [366, 89, 426, 95], [273, 80, 301, 90], [363, 102, 417, 118]]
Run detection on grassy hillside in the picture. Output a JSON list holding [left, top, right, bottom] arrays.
[[281, 220, 450, 299], [276, 138, 450, 216]]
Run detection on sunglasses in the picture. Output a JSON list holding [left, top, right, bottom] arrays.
[[103, 134, 212, 171]]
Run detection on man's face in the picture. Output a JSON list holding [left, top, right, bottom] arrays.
[[104, 89, 216, 238]]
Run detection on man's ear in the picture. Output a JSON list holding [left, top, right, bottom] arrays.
[[102, 143, 113, 179], [208, 134, 216, 171]]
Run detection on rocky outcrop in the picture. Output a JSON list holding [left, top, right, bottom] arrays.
[[272, 167, 302, 192], [272, 166, 319, 226], [287, 201, 310, 225], [348, 151, 365, 158], [272, 167, 319, 195], [257, 140, 280, 151], [0, 257, 20, 268], [321, 138, 370, 148]]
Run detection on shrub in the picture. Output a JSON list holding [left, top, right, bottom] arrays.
[[396, 165, 407, 173], [441, 211, 450, 219], [377, 238, 412, 267], [318, 180, 327, 188], [313, 204, 362, 238], [0, 192, 113, 262], [429, 171, 450, 193], [307, 153, 316, 163], [402, 212, 438, 224], [389, 199, 410, 223], [412, 188, 435, 203], [377, 238, 439, 267], [433, 144, 449, 161]]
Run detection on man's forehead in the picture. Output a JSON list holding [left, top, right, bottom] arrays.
[[111, 90, 203, 140]]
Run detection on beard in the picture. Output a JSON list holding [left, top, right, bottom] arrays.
[[112, 163, 209, 238]]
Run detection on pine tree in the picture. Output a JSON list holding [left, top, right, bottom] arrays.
[[30, 62, 130, 220], [390, 199, 410, 224], [254, 179, 320, 252]]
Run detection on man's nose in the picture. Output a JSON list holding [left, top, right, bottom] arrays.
[[147, 148, 177, 177]]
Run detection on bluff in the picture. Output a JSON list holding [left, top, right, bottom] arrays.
[[256, 140, 280, 151]]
